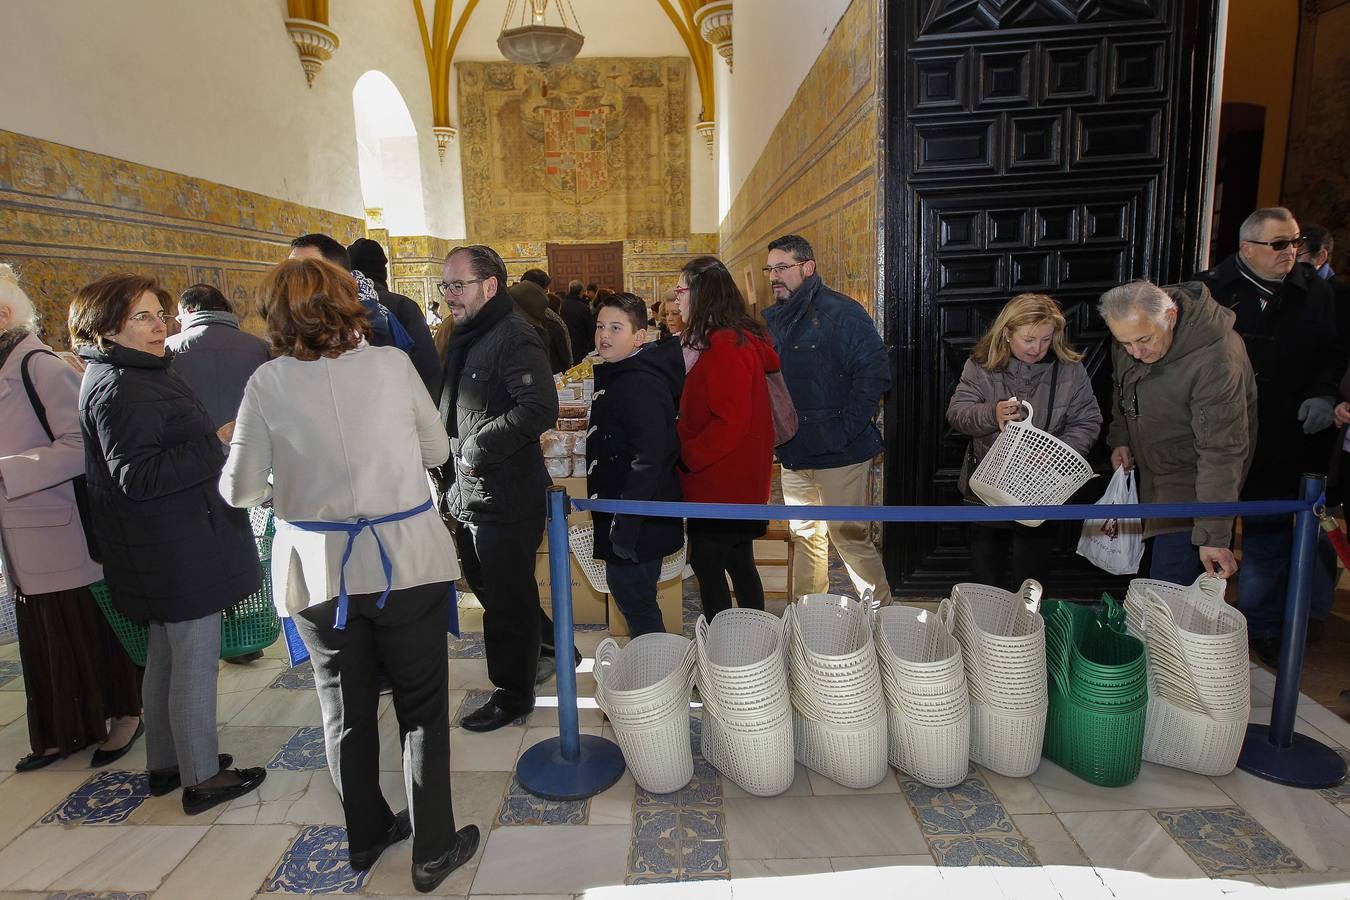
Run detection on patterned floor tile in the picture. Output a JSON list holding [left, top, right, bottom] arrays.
[[1318, 749, 1350, 805], [680, 836, 731, 877], [269, 663, 316, 691], [457, 689, 530, 727], [261, 824, 369, 894], [689, 713, 702, 756], [0, 659, 22, 687], [447, 631, 487, 659], [576, 623, 608, 632], [627, 750, 728, 884], [496, 775, 589, 825], [268, 726, 328, 771], [900, 772, 996, 810], [928, 835, 1040, 867], [913, 802, 1017, 837], [636, 757, 721, 809], [1153, 807, 1308, 876], [40, 770, 150, 825]]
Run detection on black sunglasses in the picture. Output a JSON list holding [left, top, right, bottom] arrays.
[[1246, 235, 1306, 253]]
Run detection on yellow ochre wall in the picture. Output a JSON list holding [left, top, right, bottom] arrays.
[[1221, 0, 1300, 208]]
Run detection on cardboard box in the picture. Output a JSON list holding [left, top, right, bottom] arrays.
[[534, 552, 608, 625], [549, 475, 591, 529], [607, 576, 684, 637]]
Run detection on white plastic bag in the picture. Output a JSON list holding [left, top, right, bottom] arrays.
[[1076, 466, 1144, 575]]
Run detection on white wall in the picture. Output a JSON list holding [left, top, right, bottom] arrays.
[[689, 66, 719, 235], [0, 0, 462, 236], [727, 0, 853, 201]]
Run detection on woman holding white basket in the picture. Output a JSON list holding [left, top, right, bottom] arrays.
[[948, 293, 1102, 589]]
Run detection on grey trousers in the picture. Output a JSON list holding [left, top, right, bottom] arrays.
[[143, 612, 221, 786]]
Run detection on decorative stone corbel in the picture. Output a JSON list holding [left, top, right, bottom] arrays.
[[284, 18, 340, 88], [433, 126, 458, 162], [695, 120, 716, 159], [693, 1, 733, 71]]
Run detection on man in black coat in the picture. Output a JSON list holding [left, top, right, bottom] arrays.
[[437, 245, 561, 731], [559, 280, 595, 365], [347, 237, 443, 397], [1197, 206, 1345, 663]]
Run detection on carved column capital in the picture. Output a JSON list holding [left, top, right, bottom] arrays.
[[284, 18, 339, 88], [693, 1, 733, 71]]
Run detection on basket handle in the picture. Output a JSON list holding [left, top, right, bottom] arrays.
[[594, 638, 619, 690], [1018, 579, 1043, 613]]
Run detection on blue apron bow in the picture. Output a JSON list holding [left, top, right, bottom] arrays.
[[283, 497, 435, 629]]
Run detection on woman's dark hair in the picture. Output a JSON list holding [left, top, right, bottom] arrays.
[[179, 283, 232, 314], [680, 255, 765, 350], [69, 273, 172, 349], [290, 233, 351, 269], [446, 245, 508, 301], [598, 291, 649, 333], [258, 258, 369, 360]]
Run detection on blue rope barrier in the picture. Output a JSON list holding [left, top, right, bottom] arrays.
[[571, 497, 1312, 522]]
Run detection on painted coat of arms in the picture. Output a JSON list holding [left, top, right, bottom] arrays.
[[543, 107, 609, 202]]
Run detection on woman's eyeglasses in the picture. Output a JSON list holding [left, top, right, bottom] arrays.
[[128, 311, 170, 324]]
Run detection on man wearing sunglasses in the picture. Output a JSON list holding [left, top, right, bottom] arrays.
[[1198, 207, 1344, 666]]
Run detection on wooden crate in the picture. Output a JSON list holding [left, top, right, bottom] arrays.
[[755, 520, 795, 601]]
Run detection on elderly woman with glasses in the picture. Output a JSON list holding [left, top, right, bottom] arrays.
[[71, 273, 265, 815]]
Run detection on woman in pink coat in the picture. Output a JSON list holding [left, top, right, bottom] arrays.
[[0, 265, 142, 770]]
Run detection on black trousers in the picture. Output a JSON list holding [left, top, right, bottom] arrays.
[[293, 581, 454, 864], [689, 526, 765, 619], [968, 522, 1057, 592], [455, 513, 546, 713]]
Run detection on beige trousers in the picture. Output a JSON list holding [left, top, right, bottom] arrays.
[[781, 460, 892, 606]]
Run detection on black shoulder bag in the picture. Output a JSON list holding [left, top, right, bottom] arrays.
[[19, 350, 101, 562]]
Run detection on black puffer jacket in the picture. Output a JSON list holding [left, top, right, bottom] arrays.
[[587, 338, 685, 562], [78, 343, 260, 622], [442, 309, 559, 525]]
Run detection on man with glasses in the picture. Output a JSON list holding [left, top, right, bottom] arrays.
[[761, 234, 892, 608], [435, 245, 561, 732], [1197, 207, 1344, 665], [1100, 280, 1256, 585]]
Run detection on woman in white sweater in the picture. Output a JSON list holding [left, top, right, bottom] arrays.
[[220, 258, 477, 893]]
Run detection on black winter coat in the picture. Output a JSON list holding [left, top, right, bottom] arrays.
[[376, 285, 442, 399], [78, 343, 260, 622], [586, 339, 685, 562], [443, 312, 559, 525], [1197, 257, 1345, 498], [560, 294, 595, 364]]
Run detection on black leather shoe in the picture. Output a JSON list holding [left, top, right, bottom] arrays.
[[412, 824, 480, 893], [182, 767, 266, 815], [350, 809, 412, 871], [459, 696, 531, 733], [148, 754, 234, 796], [89, 720, 144, 768], [15, 751, 61, 772], [224, 650, 265, 665]]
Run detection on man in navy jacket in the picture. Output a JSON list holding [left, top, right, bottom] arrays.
[[762, 234, 892, 607]]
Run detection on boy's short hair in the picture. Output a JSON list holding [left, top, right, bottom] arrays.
[[598, 291, 650, 333]]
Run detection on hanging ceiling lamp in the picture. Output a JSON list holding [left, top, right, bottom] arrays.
[[498, 0, 585, 70]]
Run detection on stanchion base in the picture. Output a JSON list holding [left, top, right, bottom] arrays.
[[1237, 724, 1348, 789], [516, 734, 626, 801]]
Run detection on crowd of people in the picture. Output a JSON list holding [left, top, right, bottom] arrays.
[[0, 205, 1345, 890]]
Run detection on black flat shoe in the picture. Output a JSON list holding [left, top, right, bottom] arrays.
[[350, 809, 412, 871], [148, 753, 234, 796], [90, 720, 144, 768], [541, 645, 584, 668], [15, 751, 61, 773], [459, 696, 531, 733], [412, 824, 480, 894], [182, 767, 266, 815]]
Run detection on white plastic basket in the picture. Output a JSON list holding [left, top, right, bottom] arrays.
[[567, 524, 687, 593], [1140, 694, 1246, 777], [969, 700, 1047, 778], [702, 707, 796, 797], [593, 634, 696, 793], [968, 401, 1094, 526], [793, 709, 890, 789]]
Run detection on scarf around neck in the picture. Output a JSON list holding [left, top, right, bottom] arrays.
[[179, 309, 240, 331], [1236, 256, 1285, 299], [353, 270, 392, 343], [437, 292, 514, 437]]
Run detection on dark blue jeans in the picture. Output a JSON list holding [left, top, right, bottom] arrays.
[[1236, 515, 1336, 640], [605, 558, 665, 637], [1148, 532, 1206, 585]]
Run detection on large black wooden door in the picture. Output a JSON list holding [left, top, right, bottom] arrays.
[[882, 1, 1222, 595]]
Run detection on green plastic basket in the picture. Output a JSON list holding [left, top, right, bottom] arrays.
[[92, 509, 280, 666], [1041, 596, 1148, 787]]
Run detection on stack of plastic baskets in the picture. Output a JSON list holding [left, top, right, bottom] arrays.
[[944, 580, 1048, 777], [967, 400, 1095, 527], [1124, 576, 1250, 776], [594, 633, 697, 793], [784, 594, 889, 789], [1041, 597, 1148, 786], [874, 605, 969, 788], [566, 524, 687, 593], [694, 608, 795, 796]]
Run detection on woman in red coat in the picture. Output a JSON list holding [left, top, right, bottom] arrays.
[[675, 256, 779, 619]]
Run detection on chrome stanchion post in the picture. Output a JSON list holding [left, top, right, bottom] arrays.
[[1238, 473, 1347, 788], [516, 487, 626, 800]]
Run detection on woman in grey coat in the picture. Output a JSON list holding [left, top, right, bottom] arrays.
[[947, 293, 1102, 589]]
